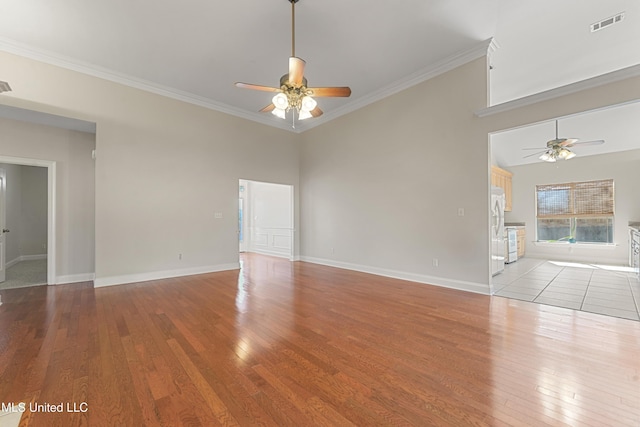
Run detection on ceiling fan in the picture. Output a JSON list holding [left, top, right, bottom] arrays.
[[523, 120, 604, 162], [234, 0, 351, 125]]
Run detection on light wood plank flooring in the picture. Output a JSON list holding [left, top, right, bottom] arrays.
[[1, 253, 639, 426]]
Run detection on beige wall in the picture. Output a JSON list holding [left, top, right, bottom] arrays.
[[299, 58, 640, 294], [0, 50, 299, 286], [299, 58, 492, 293], [506, 148, 640, 264], [0, 119, 95, 281], [2, 48, 639, 291]]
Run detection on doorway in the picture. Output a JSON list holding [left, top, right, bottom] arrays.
[[239, 179, 294, 260], [0, 157, 56, 288]]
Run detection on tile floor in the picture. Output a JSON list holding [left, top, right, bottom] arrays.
[[0, 259, 47, 290], [493, 257, 640, 321]]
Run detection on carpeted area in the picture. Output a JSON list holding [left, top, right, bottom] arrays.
[[0, 259, 47, 290]]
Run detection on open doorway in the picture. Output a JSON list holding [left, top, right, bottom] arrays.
[[0, 160, 53, 290], [239, 179, 294, 260], [488, 102, 640, 319]]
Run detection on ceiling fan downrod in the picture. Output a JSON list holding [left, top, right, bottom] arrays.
[[289, 0, 300, 58]]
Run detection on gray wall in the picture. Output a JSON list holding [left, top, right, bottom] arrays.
[[0, 163, 48, 263]]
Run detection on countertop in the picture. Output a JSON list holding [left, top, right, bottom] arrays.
[[505, 222, 525, 227], [629, 222, 640, 232]]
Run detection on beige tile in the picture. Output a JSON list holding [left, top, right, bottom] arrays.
[[538, 288, 584, 307], [533, 296, 582, 310], [494, 290, 536, 302], [549, 280, 589, 290], [587, 286, 633, 297], [581, 304, 640, 321], [583, 296, 637, 311]]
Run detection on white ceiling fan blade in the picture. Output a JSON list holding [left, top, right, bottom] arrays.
[[523, 150, 547, 159], [570, 139, 605, 147]]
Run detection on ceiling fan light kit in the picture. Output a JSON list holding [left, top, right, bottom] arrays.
[[234, 0, 351, 125], [524, 120, 604, 163]]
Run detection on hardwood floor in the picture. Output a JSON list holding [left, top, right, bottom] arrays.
[[1, 253, 639, 426]]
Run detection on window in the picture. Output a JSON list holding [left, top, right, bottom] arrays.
[[536, 179, 614, 244]]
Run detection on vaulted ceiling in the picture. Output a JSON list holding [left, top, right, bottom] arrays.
[[0, 0, 638, 134]]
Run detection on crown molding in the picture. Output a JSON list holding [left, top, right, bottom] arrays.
[[0, 36, 296, 132], [295, 38, 496, 133], [0, 36, 495, 134], [475, 63, 640, 118]]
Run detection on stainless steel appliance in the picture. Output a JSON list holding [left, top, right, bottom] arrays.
[[491, 187, 505, 276]]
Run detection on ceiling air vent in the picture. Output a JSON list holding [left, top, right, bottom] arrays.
[[591, 12, 624, 32], [0, 81, 11, 93]]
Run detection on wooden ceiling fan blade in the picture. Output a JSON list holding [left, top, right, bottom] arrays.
[[522, 147, 547, 150], [259, 103, 276, 113], [558, 138, 579, 147], [310, 106, 323, 118], [289, 57, 306, 85], [235, 82, 281, 92], [307, 87, 351, 97]]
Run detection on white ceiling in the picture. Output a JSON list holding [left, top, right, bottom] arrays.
[[0, 0, 638, 134], [491, 101, 640, 167]]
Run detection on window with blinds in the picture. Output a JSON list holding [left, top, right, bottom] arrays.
[[536, 179, 614, 243]]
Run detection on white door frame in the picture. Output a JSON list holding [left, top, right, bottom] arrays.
[[0, 168, 6, 283], [239, 179, 295, 260], [0, 156, 56, 285]]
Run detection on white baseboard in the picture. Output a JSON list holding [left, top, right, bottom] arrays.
[[247, 248, 292, 259], [56, 273, 95, 285], [298, 256, 490, 295], [94, 262, 240, 288], [6, 254, 47, 268]]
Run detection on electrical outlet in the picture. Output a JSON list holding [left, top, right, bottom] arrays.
[[179, 253, 183, 260], [215, 212, 223, 219], [331, 247, 335, 254], [457, 208, 465, 216], [432, 258, 439, 267]]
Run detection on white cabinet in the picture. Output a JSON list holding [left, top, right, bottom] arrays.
[[630, 228, 640, 280]]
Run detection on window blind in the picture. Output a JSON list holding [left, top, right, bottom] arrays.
[[536, 179, 614, 219]]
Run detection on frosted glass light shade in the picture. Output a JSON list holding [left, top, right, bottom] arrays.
[[272, 108, 286, 119], [298, 109, 312, 120], [300, 96, 317, 111], [272, 93, 289, 109]]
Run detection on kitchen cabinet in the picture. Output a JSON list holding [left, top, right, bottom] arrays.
[[491, 166, 513, 211], [516, 228, 526, 258]]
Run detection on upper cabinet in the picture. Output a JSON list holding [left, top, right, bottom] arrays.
[[491, 166, 513, 211]]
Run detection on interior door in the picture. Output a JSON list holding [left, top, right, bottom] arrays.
[[0, 171, 6, 283]]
